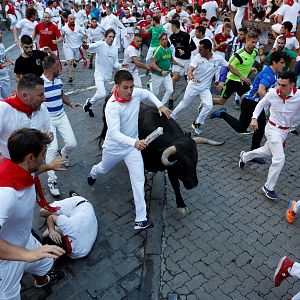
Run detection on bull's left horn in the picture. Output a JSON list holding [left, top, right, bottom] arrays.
[[161, 146, 177, 166], [192, 137, 225, 146]]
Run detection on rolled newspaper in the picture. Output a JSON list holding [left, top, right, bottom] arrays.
[[144, 127, 164, 144]]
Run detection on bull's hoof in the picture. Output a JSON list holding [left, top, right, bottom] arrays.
[[177, 207, 189, 216]]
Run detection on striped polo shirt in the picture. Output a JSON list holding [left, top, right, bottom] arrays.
[[41, 74, 64, 116]]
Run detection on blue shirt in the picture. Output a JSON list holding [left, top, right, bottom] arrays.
[[243, 66, 277, 102]]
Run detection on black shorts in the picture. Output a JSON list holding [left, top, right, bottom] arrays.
[[221, 79, 250, 100]]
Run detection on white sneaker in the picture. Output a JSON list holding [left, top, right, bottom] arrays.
[[48, 181, 60, 197], [191, 121, 203, 135]]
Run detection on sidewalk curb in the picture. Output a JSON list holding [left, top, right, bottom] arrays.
[[140, 172, 165, 300]]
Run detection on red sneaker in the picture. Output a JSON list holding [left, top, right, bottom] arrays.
[[274, 256, 294, 287]]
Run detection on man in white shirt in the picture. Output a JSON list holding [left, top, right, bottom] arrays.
[[191, 25, 213, 58], [42, 54, 81, 197], [87, 70, 171, 230], [40, 191, 98, 259], [122, 33, 149, 87], [202, 0, 219, 20], [83, 29, 120, 117], [171, 39, 245, 136], [5, 0, 18, 30], [122, 8, 137, 49], [167, 1, 189, 24], [61, 14, 87, 83], [239, 72, 300, 200]]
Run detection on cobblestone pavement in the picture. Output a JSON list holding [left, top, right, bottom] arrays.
[[3, 31, 300, 299]]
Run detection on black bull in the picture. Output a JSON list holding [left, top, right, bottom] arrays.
[[99, 102, 224, 215]]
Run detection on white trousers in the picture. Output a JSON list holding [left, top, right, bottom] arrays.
[[151, 73, 173, 105], [146, 46, 157, 65], [90, 75, 111, 105], [7, 14, 17, 30], [90, 147, 147, 222], [172, 83, 212, 125], [0, 234, 53, 300], [290, 262, 300, 300], [133, 71, 142, 88], [214, 51, 225, 82], [0, 75, 11, 100], [234, 5, 247, 31], [242, 123, 289, 191], [46, 111, 77, 182]]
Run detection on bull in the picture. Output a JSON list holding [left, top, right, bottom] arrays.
[[99, 102, 224, 215]]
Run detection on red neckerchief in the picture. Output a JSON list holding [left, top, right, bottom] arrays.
[[62, 236, 72, 254], [284, 33, 294, 38], [90, 24, 98, 28], [0, 158, 59, 213], [68, 23, 75, 31], [115, 8, 123, 16], [276, 87, 297, 103], [286, 0, 294, 6], [112, 89, 132, 103], [130, 40, 140, 50], [26, 17, 34, 23], [176, 9, 181, 13], [2, 93, 33, 116]]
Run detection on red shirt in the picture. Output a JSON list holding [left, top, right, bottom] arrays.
[[142, 10, 154, 19], [214, 33, 231, 52], [139, 21, 151, 38], [35, 22, 62, 51], [6, 3, 15, 15]]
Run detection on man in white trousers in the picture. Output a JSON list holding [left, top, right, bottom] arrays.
[[274, 256, 300, 300], [87, 70, 171, 230], [82, 29, 121, 117], [239, 71, 300, 200], [171, 39, 244, 135], [42, 54, 81, 197], [122, 33, 149, 88]]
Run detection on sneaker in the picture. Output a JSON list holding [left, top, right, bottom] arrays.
[[83, 99, 92, 112], [250, 157, 266, 164], [58, 149, 69, 167], [234, 99, 240, 110], [198, 101, 203, 113], [290, 128, 299, 135], [286, 200, 297, 224], [87, 175, 96, 186], [88, 109, 94, 117], [240, 128, 254, 135], [274, 256, 294, 287], [34, 271, 65, 288], [191, 121, 203, 135], [239, 151, 246, 169], [168, 99, 174, 110], [146, 78, 152, 89], [134, 220, 154, 230], [73, 63, 77, 68], [48, 181, 60, 197], [68, 77, 73, 83], [262, 185, 278, 200], [210, 107, 227, 119], [89, 63, 93, 69], [69, 190, 79, 197]]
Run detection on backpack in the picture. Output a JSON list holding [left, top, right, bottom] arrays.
[[232, 0, 249, 7]]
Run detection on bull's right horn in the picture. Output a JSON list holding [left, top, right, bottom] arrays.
[[192, 137, 225, 146], [161, 146, 177, 166]]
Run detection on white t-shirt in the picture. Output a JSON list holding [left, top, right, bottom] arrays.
[[0, 102, 50, 158], [123, 44, 140, 73], [15, 18, 38, 38], [52, 196, 98, 259], [122, 16, 137, 35], [190, 52, 229, 90], [87, 25, 105, 43], [205, 28, 214, 40], [273, 35, 300, 50], [274, 2, 300, 32], [0, 43, 9, 79], [191, 36, 213, 57], [0, 185, 36, 248], [61, 24, 85, 49], [202, 1, 218, 20], [167, 9, 189, 23]]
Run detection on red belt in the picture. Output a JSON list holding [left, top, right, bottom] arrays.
[[269, 120, 289, 130]]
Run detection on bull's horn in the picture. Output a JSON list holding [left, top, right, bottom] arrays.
[[161, 146, 177, 166], [192, 137, 225, 146]]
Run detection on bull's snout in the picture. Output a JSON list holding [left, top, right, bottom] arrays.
[[183, 178, 198, 190]]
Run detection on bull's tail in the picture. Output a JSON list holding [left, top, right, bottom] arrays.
[[192, 137, 225, 146], [96, 93, 112, 150]]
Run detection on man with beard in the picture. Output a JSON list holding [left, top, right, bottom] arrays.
[[82, 29, 121, 117], [32, 12, 63, 55], [14, 35, 48, 82]]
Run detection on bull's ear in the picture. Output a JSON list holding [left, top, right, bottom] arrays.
[[184, 132, 191, 137]]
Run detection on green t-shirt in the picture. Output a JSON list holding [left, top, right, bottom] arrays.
[[151, 45, 172, 76], [227, 47, 258, 82], [148, 25, 165, 48], [264, 49, 297, 72]]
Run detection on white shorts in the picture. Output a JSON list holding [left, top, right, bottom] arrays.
[[172, 57, 190, 76], [0, 234, 53, 300], [272, 23, 281, 35], [64, 45, 80, 61]]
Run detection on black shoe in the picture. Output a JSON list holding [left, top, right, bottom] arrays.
[[83, 99, 92, 112], [73, 63, 77, 68], [168, 99, 174, 109], [239, 151, 246, 169], [290, 129, 299, 135], [87, 175, 96, 186], [34, 271, 65, 288], [89, 64, 93, 69], [68, 77, 73, 83], [250, 157, 266, 164], [69, 190, 79, 197], [88, 109, 94, 117], [262, 185, 278, 200]]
